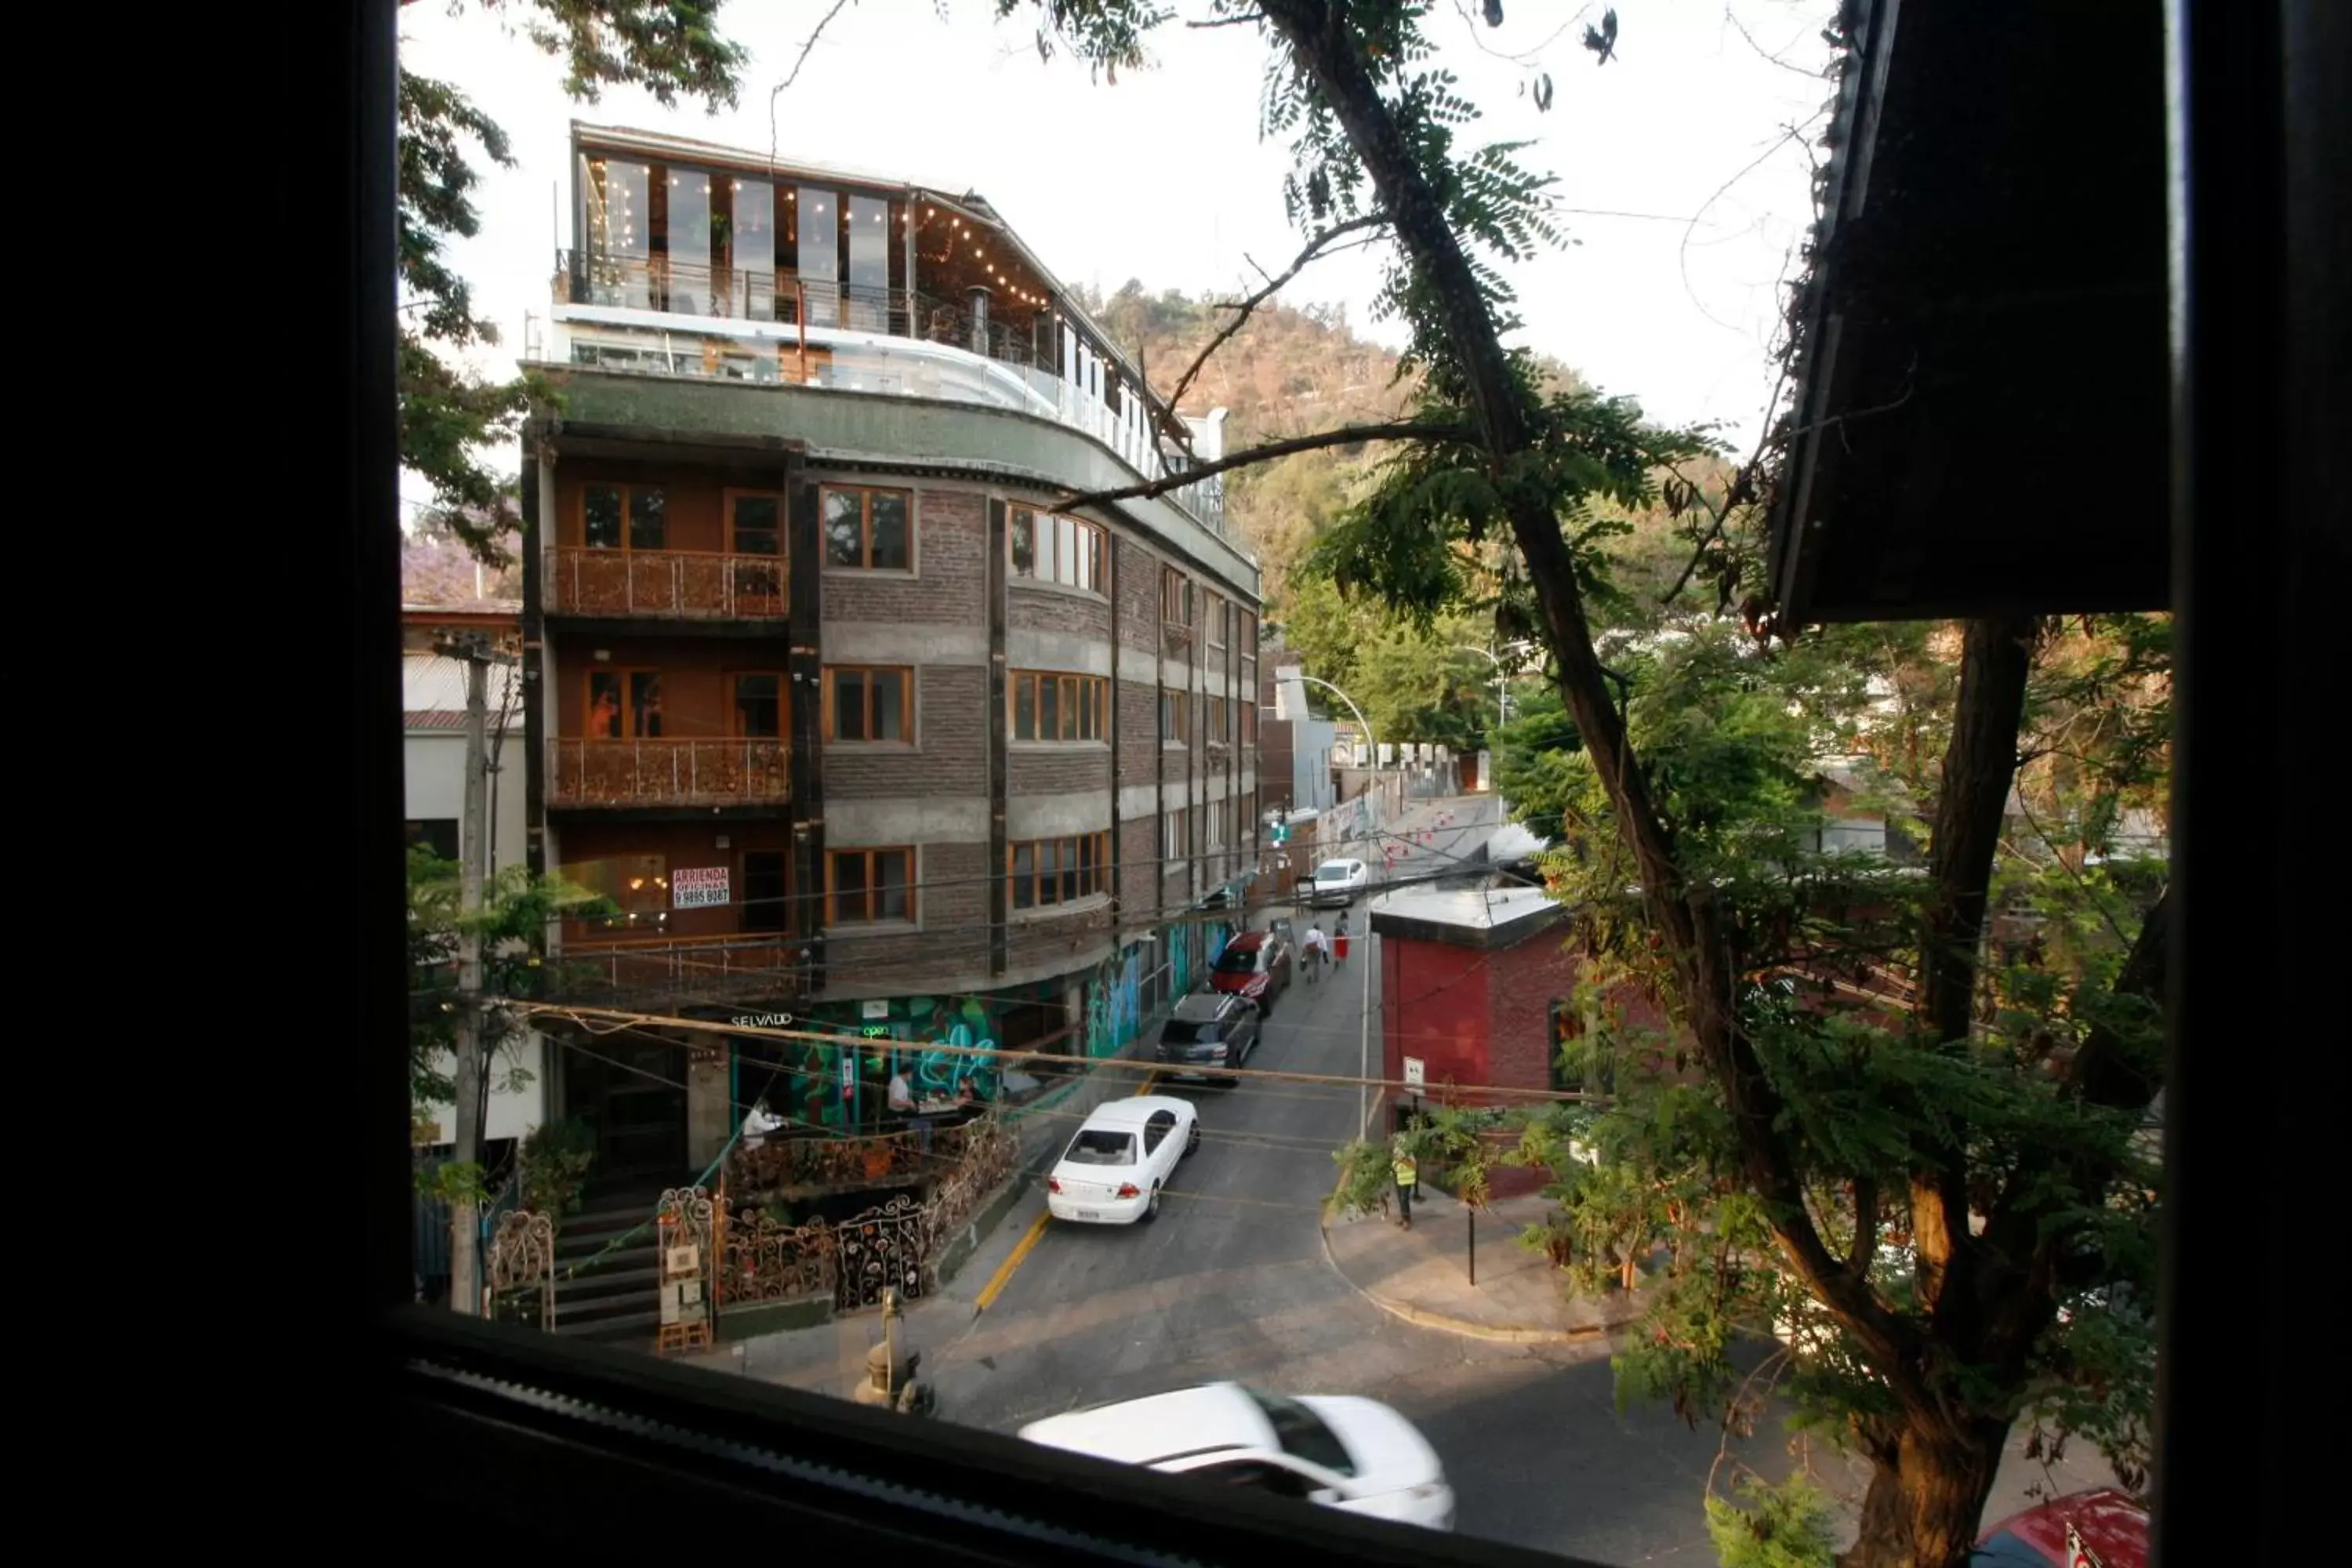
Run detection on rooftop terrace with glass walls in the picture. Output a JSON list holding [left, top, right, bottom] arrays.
[[536, 123, 1232, 542]]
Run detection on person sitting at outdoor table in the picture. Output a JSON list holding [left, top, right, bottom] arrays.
[[740, 1098, 786, 1150]]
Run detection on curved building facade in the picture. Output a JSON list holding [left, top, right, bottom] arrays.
[[522, 125, 1262, 1178]]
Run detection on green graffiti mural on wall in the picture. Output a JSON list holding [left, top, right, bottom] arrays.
[[1084, 947, 1142, 1058]]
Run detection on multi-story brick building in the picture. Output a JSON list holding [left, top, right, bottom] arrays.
[[521, 124, 1261, 1183]]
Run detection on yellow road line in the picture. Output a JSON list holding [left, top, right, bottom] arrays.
[[975, 1210, 1048, 1311], [976, 1071, 1161, 1312]]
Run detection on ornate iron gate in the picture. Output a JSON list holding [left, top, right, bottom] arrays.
[[833, 1193, 925, 1311]]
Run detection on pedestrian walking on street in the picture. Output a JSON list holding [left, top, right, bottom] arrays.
[[1333, 913, 1350, 968], [1392, 1140, 1419, 1230]]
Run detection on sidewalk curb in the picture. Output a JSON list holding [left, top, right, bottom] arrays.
[[1316, 1206, 1640, 1347]]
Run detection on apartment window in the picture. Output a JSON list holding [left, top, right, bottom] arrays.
[[405, 818, 459, 862], [1242, 698, 1258, 746], [586, 670, 665, 738], [1010, 505, 1105, 591], [742, 850, 788, 933], [1240, 610, 1257, 659], [1009, 832, 1109, 909], [732, 673, 783, 737], [565, 852, 669, 930], [1160, 567, 1195, 626], [822, 485, 913, 570], [827, 848, 914, 925], [1160, 688, 1189, 744], [824, 666, 912, 742], [1208, 593, 1229, 649], [1162, 809, 1191, 866], [1011, 671, 1106, 742], [728, 490, 782, 555], [1207, 696, 1229, 742], [583, 482, 667, 550], [1205, 800, 1229, 851]]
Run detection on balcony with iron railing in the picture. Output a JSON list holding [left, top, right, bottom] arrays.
[[550, 251, 1230, 540], [547, 738, 789, 809], [554, 928, 806, 1001], [545, 547, 785, 620]]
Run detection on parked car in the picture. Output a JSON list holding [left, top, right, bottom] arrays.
[[1209, 930, 1292, 1014], [1045, 1095, 1200, 1225], [1155, 991, 1262, 1086], [1018, 1382, 1454, 1531], [1306, 858, 1371, 908], [1973, 1487, 2147, 1566]]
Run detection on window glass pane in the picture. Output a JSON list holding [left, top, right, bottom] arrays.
[[666, 168, 712, 312], [872, 670, 906, 741], [833, 669, 867, 740], [1061, 838, 1080, 902], [630, 488, 666, 550], [798, 186, 838, 324], [731, 177, 775, 320], [630, 673, 665, 737], [1037, 677, 1059, 740], [877, 851, 911, 920], [1014, 676, 1035, 740], [588, 672, 625, 738], [869, 492, 910, 569], [1012, 843, 1034, 909], [735, 674, 780, 737], [1010, 507, 1036, 577], [1076, 526, 1096, 591], [731, 494, 780, 553], [846, 194, 890, 330], [833, 852, 868, 921], [1054, 515, 1077, 585], [584, 484, 623, 549], [823, 489, 863, 564], [1037, 840, 1060, 905]]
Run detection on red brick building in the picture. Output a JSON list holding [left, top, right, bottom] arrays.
[[1370, 884, 1675, 1197]]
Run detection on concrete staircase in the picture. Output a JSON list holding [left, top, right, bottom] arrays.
[[550, 1179, 681, 1345]]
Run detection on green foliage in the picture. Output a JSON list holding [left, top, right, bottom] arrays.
[[519, 1116, 599, 1222], [399, 2, 744, 561], [1000, 3, 2170, 1537], [1704, 1473, 1840, 1568], [406, 844, 615, 1135]]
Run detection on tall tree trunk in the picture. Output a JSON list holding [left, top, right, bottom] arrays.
[[1842, 1414, 2011, 1568]]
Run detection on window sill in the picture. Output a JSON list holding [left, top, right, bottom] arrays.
[[822, 564, 920, 579], [824, 919, 921, 938], [1009, 892, 1112, 926], [1009, 577, 1108, 604], [824, 739, 918, 750], [1161, 740, 1189, 753], [1010, 739, 1110, 753]]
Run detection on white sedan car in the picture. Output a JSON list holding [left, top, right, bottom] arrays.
[[1045, 1095, 1200, 1225], [1019, 1381, 1454, 1530], [1306, 858, 1371, 908]]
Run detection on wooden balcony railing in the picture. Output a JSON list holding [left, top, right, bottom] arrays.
[[546, 547, 786, 619], [557, 930, 804, 994], [548, 739, 789, 808]]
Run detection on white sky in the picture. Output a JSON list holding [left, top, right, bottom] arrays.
[[398, 0, 1836, 513]]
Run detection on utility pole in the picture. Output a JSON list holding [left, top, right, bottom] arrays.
[[438, 630, 493, 1314]]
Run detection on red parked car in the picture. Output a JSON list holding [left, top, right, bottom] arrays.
[[1973, 1488, 2148, 1567], [1207, 930, 1292, 1015]]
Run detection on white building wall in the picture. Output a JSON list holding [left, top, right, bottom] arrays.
[[406, 718, 549, 1146]]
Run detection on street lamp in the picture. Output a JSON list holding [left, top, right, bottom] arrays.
[[1294, 672, 1384, 1136], [1450, 641, 1537, 727]]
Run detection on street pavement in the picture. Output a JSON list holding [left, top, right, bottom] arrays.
[[703, 793, 2118, 1561]]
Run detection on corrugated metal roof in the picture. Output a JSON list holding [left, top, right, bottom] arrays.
[[404, 652, 524, 729]]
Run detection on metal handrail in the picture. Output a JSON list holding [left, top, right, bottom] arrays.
[[546, 546, 786, 619], [546, 738, 789, 808]]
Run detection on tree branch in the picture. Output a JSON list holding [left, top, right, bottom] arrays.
[[1163, 212, 1391, 415], [1911, 615, 2038, 1319], [1258, 0, 1927, 1406], [1054, 419, 1472, 510]]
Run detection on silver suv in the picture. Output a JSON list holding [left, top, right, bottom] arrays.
[[1155, 991, 1261, 1087]]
